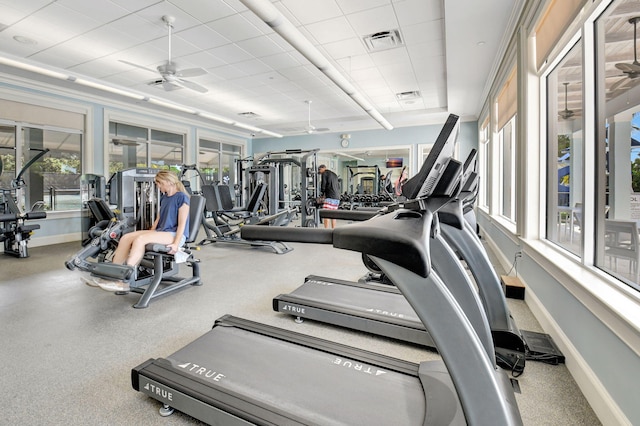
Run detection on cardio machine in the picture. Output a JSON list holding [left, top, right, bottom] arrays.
[[268, 149, 527, 374], [132, 114, 523, 425]]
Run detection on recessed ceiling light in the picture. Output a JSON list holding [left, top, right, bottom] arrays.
[[13, 35, 37, 45]]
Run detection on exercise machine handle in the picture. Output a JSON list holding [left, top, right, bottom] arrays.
[[241, 225, 333, 244], [318, 209, 378, 221]]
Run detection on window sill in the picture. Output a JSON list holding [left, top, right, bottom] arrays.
[[521, 238, 640, 355]]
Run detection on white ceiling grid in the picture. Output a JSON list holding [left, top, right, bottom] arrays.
[[0, 0, 523, 136]]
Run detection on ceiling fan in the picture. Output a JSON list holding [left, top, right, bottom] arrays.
[[559, 82, 575, 120], [612, 16, 640, 92], [302, 100, 329, 134], [121, 15, 208, 94]]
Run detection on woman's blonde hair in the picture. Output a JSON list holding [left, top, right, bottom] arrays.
[[155, 170, 188, 195]]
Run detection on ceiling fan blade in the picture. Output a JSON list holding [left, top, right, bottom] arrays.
[[611, 76, 632, 92], [119, 59, 158, 75], [176, 67, 207, 78], [616, 62, 640, 73], [177, 78, 208, 93], [162, 80, 182, 91]]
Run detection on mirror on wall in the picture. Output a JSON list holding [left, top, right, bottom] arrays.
[[317, 147, 411, 200]]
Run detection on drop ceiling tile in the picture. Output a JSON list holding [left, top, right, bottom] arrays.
[[178, 51, 227, 69], [29, 46, 95, 70], [58, 0, 130, 24], [394, 0, 441, 26], [206, 13, 264, 43], [346, 5, 398, 37], [349, 66, 384, 82], [236, 36, 286, 58], [409, 44, 445, 69], [136, 2, 204, 31], [234, 61, 275, 78], [108, 0, 161, 13], [335, 54, 376, 71], [322, 37, 368, 60], [207, 43, 253, 64], [11, 4, 101, 42], [335, 0, 391, 15], [401, 20, 443, 46], [73, 27, 144, 56], [259, 52, 303, 70], [0, 34, 45, 57], [279, 0, 342, 25], [116, 43, 169, 69], [305, 16, 356, 44], [176, 25, 230, 50], [370, 47, 411, 69], [277, 65, 316, 81], [168, 0, 237, 22], [209, 64, 250, 80]]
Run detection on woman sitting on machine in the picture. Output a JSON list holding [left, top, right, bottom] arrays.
[[82, 170, 190, 292]]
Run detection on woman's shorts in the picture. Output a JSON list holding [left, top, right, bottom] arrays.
[[167, 231, 187, 246]]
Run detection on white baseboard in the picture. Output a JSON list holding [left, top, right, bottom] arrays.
[[29, 233, 81, 248]]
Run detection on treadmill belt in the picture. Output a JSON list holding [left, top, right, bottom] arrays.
[[137, 317, 432, 425], [290, 279, 421, 329]]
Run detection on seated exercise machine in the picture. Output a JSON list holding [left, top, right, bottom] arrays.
[[132, 114, 523, 425], [0, 149, 49, 258], [269, 148, 528, 374], [65, 195, 206, 309], [199, 182, 294, 254]]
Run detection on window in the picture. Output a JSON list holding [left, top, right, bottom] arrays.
[[1, 123, 83, 212], [498, 117, 517, 221], [198, 139, 243, 204], [594, 2, 640, 291], [108, 121, 184, 175], [478, 117, 490, 209], [496, 66, 517, 222], [545, 39, 584, 257]]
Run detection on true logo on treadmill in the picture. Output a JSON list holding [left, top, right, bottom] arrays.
[[365, 308, 405, 319], [309, 280, 333, 286], [143, 382, 173, 401], [281, 304, 305, 314], [177, 362, 226, 382], [333, 358, 387, 376]]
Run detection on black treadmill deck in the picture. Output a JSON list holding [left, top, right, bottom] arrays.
[[133, 315, 463, 425]]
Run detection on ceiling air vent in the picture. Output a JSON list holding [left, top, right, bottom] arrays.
[[396, 91, 421, 101], [363, 30, 404, 52], [238, 112, 260, 118]]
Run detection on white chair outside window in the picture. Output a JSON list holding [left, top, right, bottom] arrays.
[[604, 219, 640, 282]]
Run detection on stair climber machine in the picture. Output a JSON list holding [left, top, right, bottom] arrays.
[[132, 114, 523, 425], [0, 148, 49, 258], [65, 168, 206, 308]]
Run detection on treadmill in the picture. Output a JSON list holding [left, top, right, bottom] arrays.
[[132, 114, 523, 425], [271, 151, 526, 373]]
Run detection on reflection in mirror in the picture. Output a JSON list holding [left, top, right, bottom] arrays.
[[318, 147, 411, 208]]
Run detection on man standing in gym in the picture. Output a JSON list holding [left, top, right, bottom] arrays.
[[318, 164, 340, 228]]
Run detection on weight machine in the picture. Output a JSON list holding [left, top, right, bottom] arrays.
[[248, 148, 320, 227], [0, 148, 49, 258]]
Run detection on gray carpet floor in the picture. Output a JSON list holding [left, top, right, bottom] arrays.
[[0, 226, 600, 425]]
